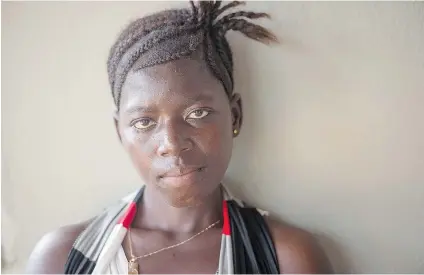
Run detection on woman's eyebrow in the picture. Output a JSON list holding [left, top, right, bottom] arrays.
[[124, 105, 155, 114], [190, 94, 215, 103], [123, 94, 215, 115]]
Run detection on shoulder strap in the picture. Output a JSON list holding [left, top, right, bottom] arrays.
[[227, 200, 280, 274], [64, 188, 142, 274]]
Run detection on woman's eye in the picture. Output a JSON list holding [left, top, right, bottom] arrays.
[[133, 118, 155, 130], [187, 109, 210, 119]]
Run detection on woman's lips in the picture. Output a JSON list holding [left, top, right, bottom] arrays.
[[160, 167, 205, 186]]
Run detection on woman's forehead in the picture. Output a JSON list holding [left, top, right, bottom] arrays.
[[120, 58, 227, 111]]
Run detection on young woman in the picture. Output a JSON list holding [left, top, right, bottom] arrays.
[[26, 1, 332, 274]]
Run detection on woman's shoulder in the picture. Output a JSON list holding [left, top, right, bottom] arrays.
[[25, 219, 93, 274], [265, 216, 333, 273]]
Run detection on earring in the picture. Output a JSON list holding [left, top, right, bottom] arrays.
[[233, 129, 238, 135]]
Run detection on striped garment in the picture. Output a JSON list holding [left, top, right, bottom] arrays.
[[64, 185, 280, 274]]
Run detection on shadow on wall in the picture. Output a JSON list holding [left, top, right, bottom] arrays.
[[317, 233, 355, 273], [1, 206, 19, 273], [224, 31, 353, 273]]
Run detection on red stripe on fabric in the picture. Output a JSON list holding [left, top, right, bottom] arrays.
[[119, 202, 137, 229], [222, 200, 231, 235]]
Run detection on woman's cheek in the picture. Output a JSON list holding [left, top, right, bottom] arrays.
[[195, 122, 225, 153]]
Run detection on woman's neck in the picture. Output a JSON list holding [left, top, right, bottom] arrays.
[[132, 185, 223, 234]]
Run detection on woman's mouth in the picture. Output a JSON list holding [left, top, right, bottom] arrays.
[[159, 167, 205, 186]]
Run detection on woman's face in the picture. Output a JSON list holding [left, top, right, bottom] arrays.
[[116, 56, 242, 207]]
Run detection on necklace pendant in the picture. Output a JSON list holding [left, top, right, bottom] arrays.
[[128, 259, 139, 274]]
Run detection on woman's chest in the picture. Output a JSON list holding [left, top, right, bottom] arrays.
[[123, 231, 222, 274], [131, 248, 220, 274]]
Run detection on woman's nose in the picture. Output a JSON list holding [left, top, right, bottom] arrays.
[[156, 122, 193, 157]]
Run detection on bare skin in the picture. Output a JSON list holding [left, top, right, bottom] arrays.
[[26, 55, 332, 274], [26, 218, 332, 274]]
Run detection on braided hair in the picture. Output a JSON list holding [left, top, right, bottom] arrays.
[[107, 0, 278, 110]]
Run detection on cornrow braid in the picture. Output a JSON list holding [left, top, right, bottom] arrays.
[[216, 18, 278, 44], [211, 28, 234, 89], [107, 9, 193, 91], [212, 1, 245, 19], [107, 0, 278, 109], [215, 11, 270, 25], [113, 24, 201, 106]]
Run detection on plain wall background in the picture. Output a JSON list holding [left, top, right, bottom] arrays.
[[2, 1, 424, 273]]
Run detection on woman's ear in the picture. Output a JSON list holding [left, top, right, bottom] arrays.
[[113, 108, 122, 143], [229, 93, 243, 137]]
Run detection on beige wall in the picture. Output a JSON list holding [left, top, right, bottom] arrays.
[[2, 1, 424, 273]]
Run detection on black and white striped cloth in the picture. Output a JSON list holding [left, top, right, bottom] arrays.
[[64, 185, 280, 274]]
